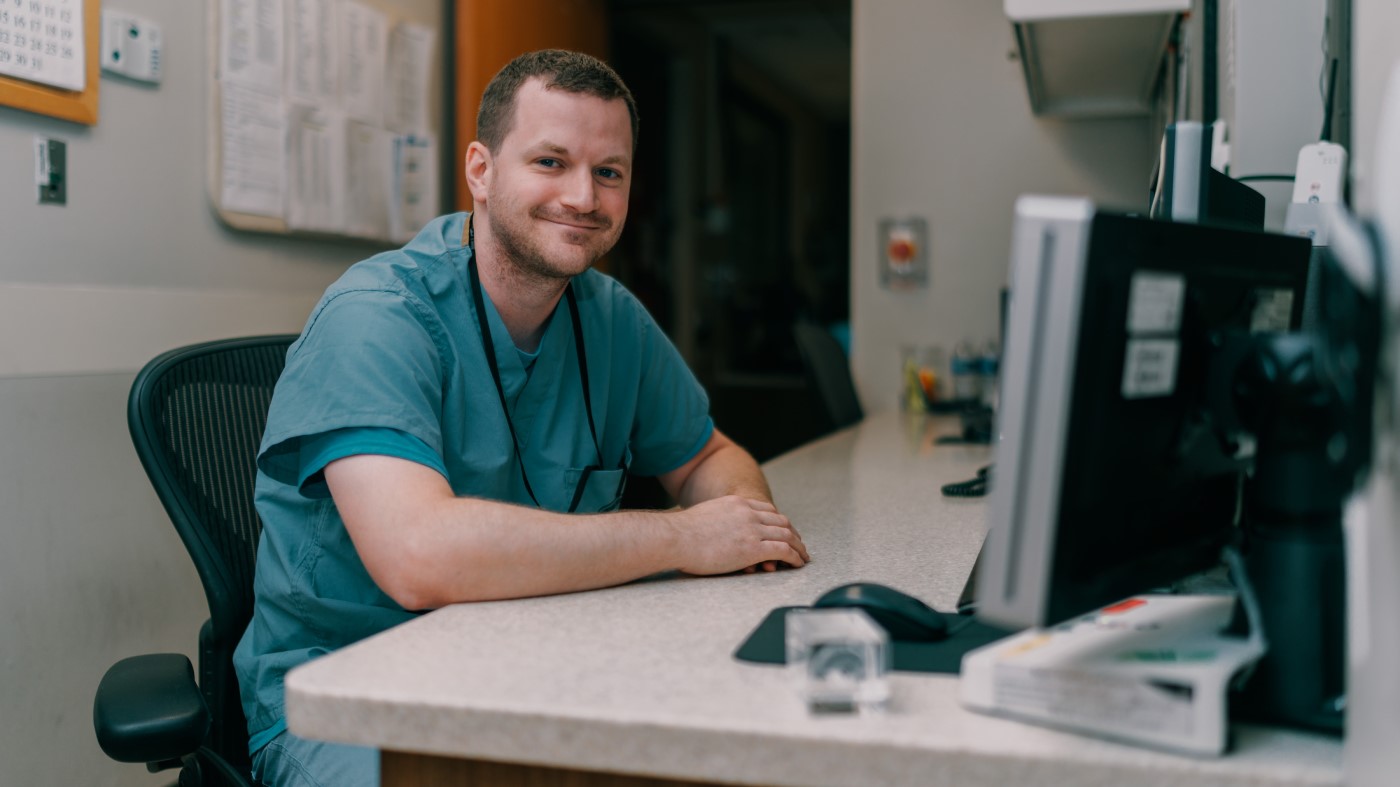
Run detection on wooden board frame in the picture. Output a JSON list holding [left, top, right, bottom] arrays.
[[0, 0, 100, 124]]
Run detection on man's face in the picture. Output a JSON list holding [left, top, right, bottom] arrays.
[[483, 79, 633, 281]]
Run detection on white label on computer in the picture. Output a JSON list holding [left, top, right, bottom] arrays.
[[1250, 288, 1295, 332], [1122, 339, 1179, 399], [1126, 272, 1185, 334]]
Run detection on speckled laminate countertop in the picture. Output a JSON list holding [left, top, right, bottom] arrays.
[[285, 411, 1343, 786]]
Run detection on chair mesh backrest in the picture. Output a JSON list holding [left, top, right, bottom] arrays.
[[131, 337, 295, 641], [793, 322, 863, 430]]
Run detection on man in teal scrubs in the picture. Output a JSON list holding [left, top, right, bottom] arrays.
[[234, 50, 811, 787]]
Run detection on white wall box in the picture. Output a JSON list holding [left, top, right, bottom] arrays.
[[1007, 0, 1192, 118]]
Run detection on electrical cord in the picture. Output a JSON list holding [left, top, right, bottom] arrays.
[[942, 464, 991, 497]]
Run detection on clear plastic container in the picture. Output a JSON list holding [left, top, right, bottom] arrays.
[[951, 340, 981, 403], [977, 340, 1000, 411], [785, 608, 891, 714]]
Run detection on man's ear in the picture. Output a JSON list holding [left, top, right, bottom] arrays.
[[464, 141, 491, 205]]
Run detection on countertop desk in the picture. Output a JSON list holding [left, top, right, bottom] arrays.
[[285, 411, 1343, 786]]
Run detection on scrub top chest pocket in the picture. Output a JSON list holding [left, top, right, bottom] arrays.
[[564, 465, 627, 513], [564, 445, 632, 513]]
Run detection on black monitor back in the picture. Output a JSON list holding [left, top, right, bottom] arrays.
[[1043, 213, 1310, 625]]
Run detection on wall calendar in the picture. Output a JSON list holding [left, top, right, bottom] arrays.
[[0, 0, 84, 91]]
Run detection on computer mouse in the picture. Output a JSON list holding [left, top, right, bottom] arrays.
[[813, 582, 949, 642]]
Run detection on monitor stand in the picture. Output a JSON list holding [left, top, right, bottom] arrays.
[[958, 594, 1265, 756]]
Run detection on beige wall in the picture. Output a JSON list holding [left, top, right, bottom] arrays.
[[850, 0, 1152, 413], [1353, 0, 1400, 214], [1346, 4, 1400, 784]]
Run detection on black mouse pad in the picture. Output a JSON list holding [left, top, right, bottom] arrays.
[[733, 606, 1018, 674]]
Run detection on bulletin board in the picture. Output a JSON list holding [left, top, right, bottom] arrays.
[[206, 0, 444, 243], [0, 0, 100, 125]]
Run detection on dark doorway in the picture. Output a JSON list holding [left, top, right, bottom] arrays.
[[607, 0, 853, 464]]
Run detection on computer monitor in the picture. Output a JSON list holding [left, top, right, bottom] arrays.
[[975, 196, 1312, 630], [1150, 121, 1266, 230]]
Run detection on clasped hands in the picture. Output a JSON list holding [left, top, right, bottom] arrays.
[[670, 495, 810, 576]]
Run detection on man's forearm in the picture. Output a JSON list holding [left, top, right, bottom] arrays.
[[400, 488, 804, 605], [329, 456, 684, 608], [674, 442, 772, 507], [330, 450, 805, 611], [405, 496, 684, 606]]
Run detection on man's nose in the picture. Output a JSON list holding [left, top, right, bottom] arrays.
[[558, 168, 600, 214]]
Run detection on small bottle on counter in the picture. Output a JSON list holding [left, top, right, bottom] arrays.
[[951, 340, 980, 404], [900, 345, 924, 411]]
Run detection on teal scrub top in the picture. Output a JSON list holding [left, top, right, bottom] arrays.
[[233, 212, 713, 748]]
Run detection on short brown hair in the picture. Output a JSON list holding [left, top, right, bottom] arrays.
[[476, 49, 639, 153]]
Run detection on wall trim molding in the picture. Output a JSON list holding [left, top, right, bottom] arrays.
[[0, 282, 319, 378]]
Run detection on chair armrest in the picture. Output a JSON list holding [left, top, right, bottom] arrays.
[[94, 653, 211, 764]]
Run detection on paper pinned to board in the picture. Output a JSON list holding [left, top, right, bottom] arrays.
[[221, 82, 286, 217], [286, 0, 337, 107], [390, 134, 438, 242], [286, 105, 346, 233], [384, 22, 435, 134], [344, 121, 393, 239], [220, 0, 283, 93], [340, 1, 388, 125]]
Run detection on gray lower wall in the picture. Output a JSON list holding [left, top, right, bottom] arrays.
[[0, 373, 208, 786]]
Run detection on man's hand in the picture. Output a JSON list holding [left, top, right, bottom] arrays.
[[668, 495, 810, 575]]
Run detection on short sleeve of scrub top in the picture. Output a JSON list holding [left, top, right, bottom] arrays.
[[296, 427, 449, 498], [259, 288, 447, 488], [618, 287, 715, 477]]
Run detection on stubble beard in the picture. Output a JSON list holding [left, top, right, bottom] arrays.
[[489, 191, 620, 289]]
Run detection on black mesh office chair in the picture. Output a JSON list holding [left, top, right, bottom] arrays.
[[94, 335, 297, 787], [793, 321, 863, 431]]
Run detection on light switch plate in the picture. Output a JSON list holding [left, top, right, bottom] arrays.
[[35, 137, 66, 206]]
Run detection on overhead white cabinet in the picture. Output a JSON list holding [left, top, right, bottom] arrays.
[[1007, 0, 1191, 118]]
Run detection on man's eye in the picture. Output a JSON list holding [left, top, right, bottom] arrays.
[[538, 158, 561, 168], [596, 168, 621, 180]]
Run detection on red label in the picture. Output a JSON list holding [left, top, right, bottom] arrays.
[[1100, 598, 1147, 615]]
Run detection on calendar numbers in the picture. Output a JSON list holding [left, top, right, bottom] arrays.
[[0, 0, 82, 90]]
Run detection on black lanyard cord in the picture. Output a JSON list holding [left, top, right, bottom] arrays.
[[466, 229, 603, 511], [564, 284, 603, 461]]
